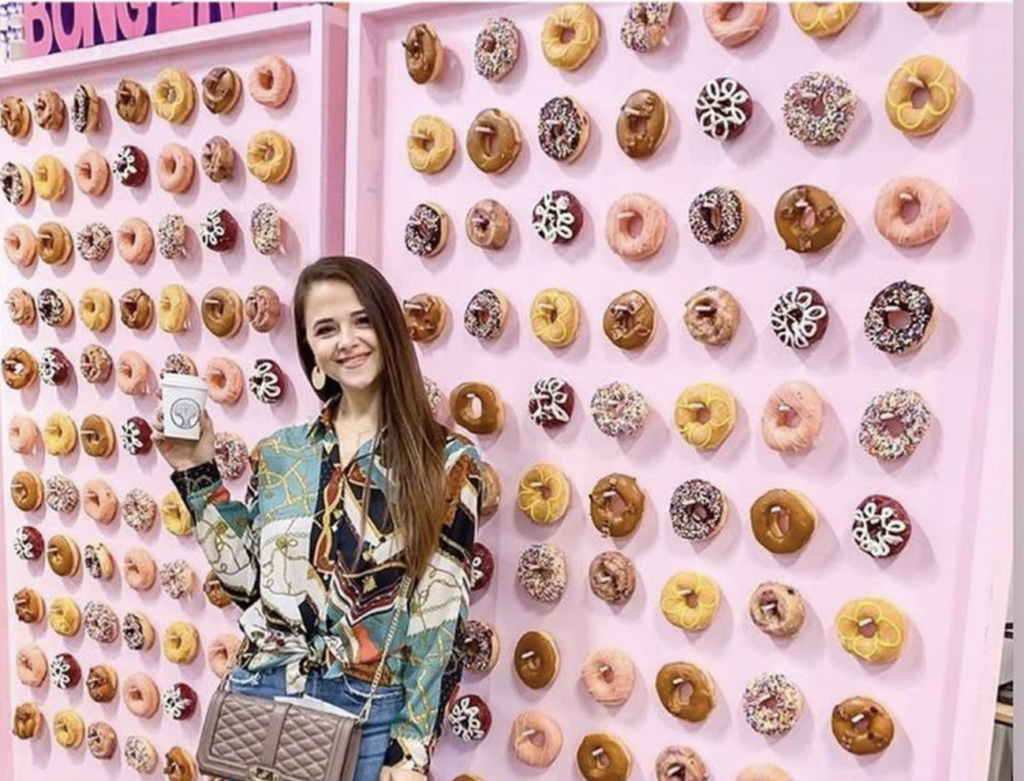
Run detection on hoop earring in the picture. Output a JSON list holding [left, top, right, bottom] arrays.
[[311, 365, 326, 391]]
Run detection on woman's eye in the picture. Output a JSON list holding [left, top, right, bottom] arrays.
[[354, 315, 371, 327]]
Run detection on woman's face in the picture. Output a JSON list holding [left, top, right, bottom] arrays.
[[304, 280, 382, 393]]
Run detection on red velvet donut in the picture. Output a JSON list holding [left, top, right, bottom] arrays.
[[13, 525, 45, 560], [470, 542, 495, 592], [120, 417, 153, 456], [162, 682, 198, 720], [447, 693, 492, 742]]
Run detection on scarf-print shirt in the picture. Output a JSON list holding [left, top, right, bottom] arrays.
[[171, 398, 480, 773]]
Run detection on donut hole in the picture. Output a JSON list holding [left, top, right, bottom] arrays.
[[723, 3, 743, 20], [853, 716, 872, 734], [481, 33, 497, 53], [911, 87, 929, 109], [881, 416, 907, 439], [558, 24, 577, 44], [858, 618, 879, 638], [801, 207, 818, 230], [777, 407, 802, 429], [770, 508, 791, 536], [257, 71, 274, 91], [682, 591, 699, 609], [674, 681, 694, 706], [884, 307, 913, 330], [701, 206, 723, 234], [694, 405, 711, 425], [629, 115, 650, 139], [607, 492, 629, 517], [420, 135, 435, 153], [467, 396, 483, 419], [808, 94, 827, 118], [479, 132, 494, 157], [899, 196, 921, 223], [594, 750, 611, 770]]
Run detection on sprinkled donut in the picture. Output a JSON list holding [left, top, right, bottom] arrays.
[[46, 475, 80, 514], [688, 187, 745, 246], [605, 193, 667, 260], [251, 203, 283, 255], [588, 551, 636, 604], [2, 163, 33, 206], [517, 542, 568, 602], [249, 359, 285, 404], [158, 214, 188, 259], [39, 288, 74, 325], [885, 55, 959, 137], [75, 222, 113, 263], [474, 17, 520, 81], [463, 288, 509, 340], [669, 479, 727, 541], [743, 672, 803, 735], [215, 432, 250, 479], [684, 286, 741, 346], [123, 489, 157, 532], [620, 2, 673, 51], [125, 735, 158, 773], [874, 176, 952, 247], [589, 473, 644, 538], [159, 559, 195, 599], [771, 286, 829, 349], [696, 77, 754, 141], [447, 694, 491, 742], [858, 388, 931, 461], [863, 280, 936, 354], [538, 96, 591, 163], [404, 202, 448, 257], [582, 649, 635, 706], [749, 581, 806, 637], [775, 184, 845, 253], [72, 83, 102, 132], [590, 381, 648, 438], [656, 662, 716, 722], [528, 376, 575, 428], [83, 601, 119, 643], [532, 189, 584, 244], [470, 543, 495, 592], [853, 494, 912, 559], [783, 72, 856, 146], [761, 380, 824, 453]]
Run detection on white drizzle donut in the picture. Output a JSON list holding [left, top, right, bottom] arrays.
[[527, 377, 574, 428], [248, 359, 285, 404]]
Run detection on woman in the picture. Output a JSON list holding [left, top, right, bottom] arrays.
[[154, 255, 480, 781]]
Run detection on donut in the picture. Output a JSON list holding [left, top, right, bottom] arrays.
[[405, 202, 448, 257], [216, 432, 251, 480], [403, 293, 447, 342], [451, 382, 505, 436], [886, 55, 959, 137], [858, 388, 931, 461], [9, 414, 39, 453], [84, 542, 116, 579], [466, 199, 512, 249], [448, 694, 492, 742], [750, 488, 817, 554], [527, 377, 575, 428], [661, 571, 721, 631], [474, 17, 520, 80], [16, 644, 48, 685], [43, 411, 77, 452], [47, 534, 81, 576], [87, 723, 118, 759], [669, 479, 727, 541], [684, 286, 741, 346], [83, 479, 119, 523], [874, 177, 952, 247], [762, 381, 824, 453], [160, 559, 196, 599], [5, 289, 34, 327], [466, 109, 522, 174], [620, 2, 673, 51], [743, 672, 803, 735], [3, 348, 38, 391], [123, 489, 158, 532], [202, 66, 242, 113], [703, 3, 768, 46], [656, 747, 708, 781], [83, 600, 119, 644], [251, 203, 283, 254], [604, 290, 656, 349], [53, 710, 86, 749], [208, 634, 241, 677], [689, 186, 745, 246], [159, 492, 192, 537], [249, 55, 294, 107], [39, 288, 74, 325], [120, 288, 154, 330], [13, 703, 43, 740], [49, 595, 82, 636], [13, 591, 43, 626], [1, 163, 33, 206], [770, 285, 829, 349], [201, 135, 236, 183], [616, 88, 670, 158], [577, 735, 633, 781], [538, 95, 591, 163], [40, 349, 72, 387], [790, 2, 859, 37], [13, 525, 44, 559], [462, 619, 500, 673], [853, 494, 912, 559], [589, 473, 644, 538], [33, 154, 68, 200], [165, 747, 199, 781], [123, 610, 156, 650], [163, 621, 201, 664], [749, 582, 806, 637], [588, 551, 637, 604], [1, 96, 31, 137], [37, 226, 74, 267], [783, 72, 856, 145], [203, 286, 244, 337], [775, 184, 845, 252], [480, 462, 502, 518], [517, 464, 570, 524], [249, 359, 285, 404], [154, 67, 196, 123], [162, 683, 199, 721], [115, 78, 150, 122], [156, 284, 191, 334], [4, 224, 36, 265], [656, 662, 716, 722], [158, 143, 196, 193], [112, 145, 149, 186], [832, 696, 895, 754], [246, 129, 294, 183], [199, 208, 239, 251], [470, 543, 495, 592], [75, 149, 110, 195], [582, 649, 635, 706], [46, 475, 80, 514], [909, 1, 950, 14], [407, 115, 455, 174], [86, 663, 119, 702], [72, 83, 102, 131], [117, 351, 151, 395], [158, 213, 188, 259], [591, 381, 648, 438], [606, 193, 667, 260], [674, 382, 736, 450], [517, 542, 568, 602], [531, 288, 580, 347], [542, 3, 601, 70], [118, 218, 155, 264], [403, 23, 444, 84], [835, 597, 907, 664], [205, 357, 246, 405], [76, 222, 113, 263], [864, 280, 937, 354], [125, 735, 159, 773], [10, 471, 43, 511], [79, 288, 113, 332], [533, 189, 584, 244], [696, 77, 754, 141], [34, 88, 67, 130]]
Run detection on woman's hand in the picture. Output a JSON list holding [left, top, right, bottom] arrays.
[[379, 768, 427, 781], [152, 407, 217, 472]]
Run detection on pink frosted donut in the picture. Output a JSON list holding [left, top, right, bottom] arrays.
[[873, 176, 952, 248], [83, 479, 119, 524], [205, 357, 245, 405], [75, 149, 110, 196], [157, 143, 196, 193], [249, 55, 294, 107], [605, 193, 668, 260], [123, 548, 157, 590], [117, 351, 151, 396], [5, 224, 37, 267], [9, 414, 40, 454], [123, 672, 160, 718], [703, 3, 769, 47], [761, 380, 824, 453], [736, 766, 793, 781], [208, 634, 241, 678], [117, 218, 154, 265], [511, 711, 563, 768], [7, 288, 37, 326], [17, 644, 48, 687], [581, 649, 636, 706]]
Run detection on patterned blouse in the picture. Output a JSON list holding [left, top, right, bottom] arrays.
[[171, 397, 481, 773]]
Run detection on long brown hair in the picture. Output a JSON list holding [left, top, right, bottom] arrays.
[[293, 256, 447, 580]]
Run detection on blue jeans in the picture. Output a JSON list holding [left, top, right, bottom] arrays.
[[226, 666, 405, 781]]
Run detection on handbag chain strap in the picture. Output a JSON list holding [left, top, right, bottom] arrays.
[[357, 573, 411, 724]]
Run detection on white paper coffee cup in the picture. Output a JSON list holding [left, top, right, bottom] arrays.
[[161, 373, 208, 441]]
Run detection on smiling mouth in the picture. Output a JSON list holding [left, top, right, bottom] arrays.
[[338, 353, 371, 368]]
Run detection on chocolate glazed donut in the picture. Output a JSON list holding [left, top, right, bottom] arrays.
[[617, 89, 669, 159], [589, 474, 644, 538], [466, 108, 522, 174], [466, 199, 511, 249]]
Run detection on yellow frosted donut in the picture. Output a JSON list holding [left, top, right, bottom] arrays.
[[53, 710, 85, 749], [49, 596, 81, 637], [153, 67, 196, 124], [79, 288, 113, 332], [159, 283, 192, 333], [33, 154, 68, 200], [163, 621, 200, 664], [407, 115, 456, 174], [673, 382, 736, 450], [247, 130, 294, 183], [885, 55, 960, 137], [517, 464, 570, 524], [660, 571, 721, 631], [43, 412, 78, 456], [161, 491, 194, 537], [789, 3, 859, 37], [835, 597, 906, 664], [530, 288, 580, 348], [542, 4, 601, 71]]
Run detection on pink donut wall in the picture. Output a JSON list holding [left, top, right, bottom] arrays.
[[0, 6, 347, 778], [345, 3, 1012, 780]]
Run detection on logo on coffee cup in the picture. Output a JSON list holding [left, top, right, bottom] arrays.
[[170, 397, 201, 431]]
